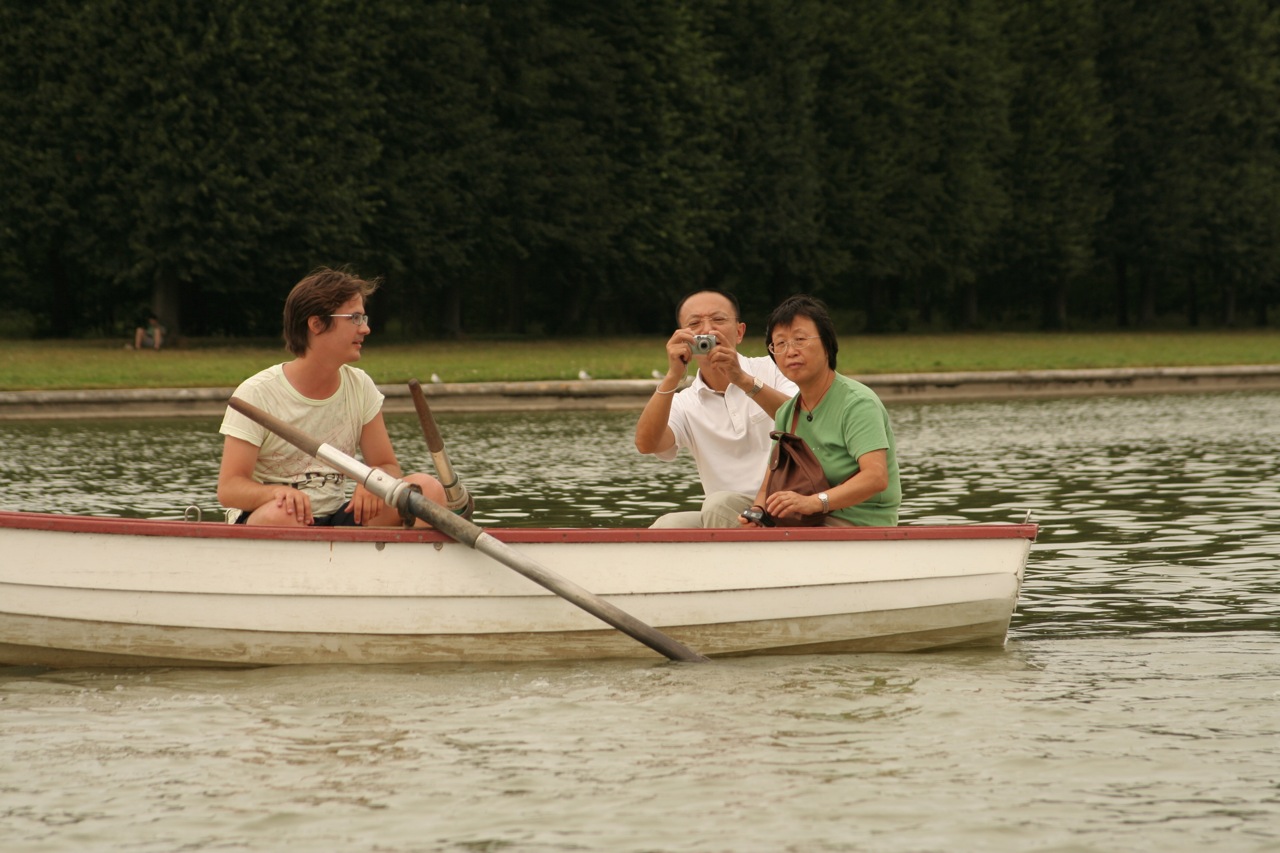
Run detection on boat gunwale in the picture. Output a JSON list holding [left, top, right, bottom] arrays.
[[0, 510, 1038, 545]]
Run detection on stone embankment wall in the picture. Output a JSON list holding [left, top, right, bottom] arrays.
[[1, 365, 1278, 421]]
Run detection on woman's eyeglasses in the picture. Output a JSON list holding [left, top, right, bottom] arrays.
[[768, 335, 817, 355], [328, 313, 371, 327]]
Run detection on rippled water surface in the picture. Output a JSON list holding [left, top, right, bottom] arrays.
[[2, 392, 1278, 852]]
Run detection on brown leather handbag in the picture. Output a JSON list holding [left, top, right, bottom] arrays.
[[762, 408, 831, 527]]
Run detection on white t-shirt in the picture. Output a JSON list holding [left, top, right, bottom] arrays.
[[220, 364, 385, 516], [655, 354, 797, 496]]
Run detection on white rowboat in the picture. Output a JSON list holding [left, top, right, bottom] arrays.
[[0, 511, 1036, 668]]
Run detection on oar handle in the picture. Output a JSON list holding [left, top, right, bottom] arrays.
[[226, 395, 707, 663], [408, 378, 446, 452], [408, 379, 472, 517]]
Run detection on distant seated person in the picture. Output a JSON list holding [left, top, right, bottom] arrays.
[[216, 267, 447, 527], [133, 317, 165, 350]]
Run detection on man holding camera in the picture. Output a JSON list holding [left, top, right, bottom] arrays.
[[635, 290, 797, 527]]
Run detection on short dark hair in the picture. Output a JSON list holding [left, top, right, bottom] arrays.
[[674, 289, 741, 326], [764, 294, 839, 370], [282, 267, 380, 356]]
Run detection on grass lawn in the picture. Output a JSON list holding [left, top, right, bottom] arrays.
[[1, 330, 1277, 391]]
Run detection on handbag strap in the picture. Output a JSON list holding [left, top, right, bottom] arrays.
[[765, 401, 805, 489]]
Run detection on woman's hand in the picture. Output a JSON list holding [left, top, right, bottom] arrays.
[[764, 490, 823, 521]]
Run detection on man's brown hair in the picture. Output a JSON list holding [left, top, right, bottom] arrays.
[[282, 267, 380, 356]]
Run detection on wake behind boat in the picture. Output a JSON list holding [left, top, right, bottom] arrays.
[[0, 511, 1035, 668]]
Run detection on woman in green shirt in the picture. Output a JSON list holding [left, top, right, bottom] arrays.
[[742, 294, 901, 527]]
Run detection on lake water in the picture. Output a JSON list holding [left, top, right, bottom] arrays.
[[2, 392, 1278, 852]]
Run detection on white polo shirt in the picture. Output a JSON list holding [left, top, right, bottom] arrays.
[[655, 354, 797, 496]]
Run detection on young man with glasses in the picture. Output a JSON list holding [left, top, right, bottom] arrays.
[[217, 267, 446, 526], [634, 289, 797, 527]]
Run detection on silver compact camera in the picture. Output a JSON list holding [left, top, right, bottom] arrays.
[[692, 334, 717, 354]]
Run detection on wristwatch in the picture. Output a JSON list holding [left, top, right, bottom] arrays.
[[745, 377, 764, 398], [818, 492, 830, 513]]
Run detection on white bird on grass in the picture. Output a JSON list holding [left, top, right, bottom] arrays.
[[578, 369, 592, 381], [430, 373, 443, 384], [651, 369, 663, 379]]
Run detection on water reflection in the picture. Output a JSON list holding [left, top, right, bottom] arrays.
[[426, 412, 705, 526], [1, 392, 1277, 640]]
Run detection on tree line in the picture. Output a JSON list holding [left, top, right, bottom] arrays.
[[2, 0, 1277, 340]]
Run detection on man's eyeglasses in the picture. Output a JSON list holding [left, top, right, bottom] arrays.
[[768, 335, 817, 355], [328, 313, 371, 327], [683, 314, 737, 330]]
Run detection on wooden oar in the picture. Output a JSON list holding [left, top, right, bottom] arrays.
[[407, 378, 474, 519], [227, 396, 709, 664]]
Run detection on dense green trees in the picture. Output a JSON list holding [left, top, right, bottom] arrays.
[[1004, 0, 1110, 329], [1, 0, 384, 337], [1, 0, 1276, 339]]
